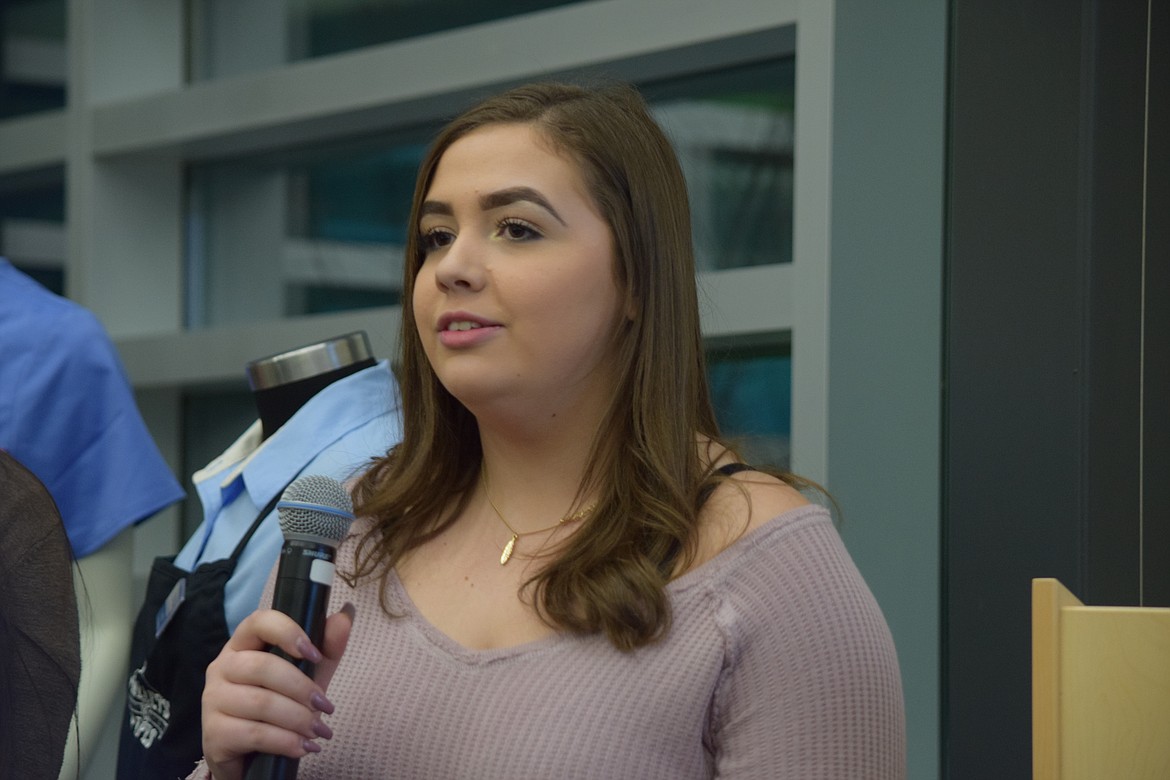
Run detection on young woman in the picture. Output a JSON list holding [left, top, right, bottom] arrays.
[[195, 82, 905, 779]]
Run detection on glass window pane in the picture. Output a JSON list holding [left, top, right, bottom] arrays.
[[186, 57, 794, 327], [0, 0, 66, 119], [707, 341, 791, 470], [0, 168, 65, 294], [188, 0, 586, 82], [186, 127, 433, 328], [646, 58, 795, 271]]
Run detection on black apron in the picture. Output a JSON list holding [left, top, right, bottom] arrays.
[[116, 485, 289, 780]]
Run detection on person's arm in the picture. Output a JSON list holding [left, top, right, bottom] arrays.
[[57, 528, 134, 780], [709, 513, 906, 778]]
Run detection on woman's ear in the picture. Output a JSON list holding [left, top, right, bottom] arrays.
[[623, 290, 638, 321]]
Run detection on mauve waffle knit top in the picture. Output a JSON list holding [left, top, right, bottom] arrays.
[[190, 504, 905, 779]]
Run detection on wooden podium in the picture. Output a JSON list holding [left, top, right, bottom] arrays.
[[1032, 578, 1170, 779]]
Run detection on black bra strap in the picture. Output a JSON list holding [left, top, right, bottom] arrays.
[[698, 462, 755, 508], [716, 462, 754, 477]]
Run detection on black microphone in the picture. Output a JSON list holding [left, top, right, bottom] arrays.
[[245, 475, 354, 780]]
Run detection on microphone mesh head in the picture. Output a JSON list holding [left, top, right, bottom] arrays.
[[277, 475, 354, 545]]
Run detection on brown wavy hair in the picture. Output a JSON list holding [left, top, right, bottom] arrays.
[[350, 81, 770, 650]]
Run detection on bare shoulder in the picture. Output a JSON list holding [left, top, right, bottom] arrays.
[[687, 454, 811, 572]]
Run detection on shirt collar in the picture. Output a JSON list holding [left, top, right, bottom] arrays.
[[193, 359, 398, 505]]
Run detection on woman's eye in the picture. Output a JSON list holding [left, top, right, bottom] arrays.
[[497, 219, 541, 242], [422, 228, 455, 253]]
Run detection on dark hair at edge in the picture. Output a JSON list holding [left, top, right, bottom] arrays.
[[349, 81, 803, 650]]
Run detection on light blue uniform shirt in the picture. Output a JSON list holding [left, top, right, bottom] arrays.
[[0, 258, 185, 557], [173, 359, 401, 634]]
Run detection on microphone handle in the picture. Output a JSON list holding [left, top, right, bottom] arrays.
[[246, 753, 301, 780], [245, 540, 336, 780]]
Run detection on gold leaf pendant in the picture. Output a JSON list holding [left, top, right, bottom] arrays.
[[500, 534, 518, 566]]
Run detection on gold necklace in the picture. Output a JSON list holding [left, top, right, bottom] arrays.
[[481, 467, 596, 565]]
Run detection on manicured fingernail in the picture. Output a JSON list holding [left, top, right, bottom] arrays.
[[341, 602, 356, 622], [297, 637, 323, 664], [302, 738, 322, 754], [310, 691, 335, 714], [312, 719, 334, 740]]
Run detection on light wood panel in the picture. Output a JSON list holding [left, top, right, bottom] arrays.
[[1032, 578, 1170, 779]]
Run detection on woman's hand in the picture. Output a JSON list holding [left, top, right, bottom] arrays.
[[201, 604, 354, 780]]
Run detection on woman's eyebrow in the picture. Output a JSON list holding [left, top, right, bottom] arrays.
[[480, 187, 567, 226], [420, 200, 453, 218], [420, 187, 568, 226]]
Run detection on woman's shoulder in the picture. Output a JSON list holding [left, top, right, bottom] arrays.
[[681, 481, 906, 778], [679, 478, 898, 692], [686, 458, 813, 574]]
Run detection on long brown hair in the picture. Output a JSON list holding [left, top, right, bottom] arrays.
[[351, 82, 745, 650]]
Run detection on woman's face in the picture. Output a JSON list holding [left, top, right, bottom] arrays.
[[413, 122, 624, 423]]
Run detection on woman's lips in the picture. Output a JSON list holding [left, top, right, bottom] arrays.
[[436, 313, 502, 348]]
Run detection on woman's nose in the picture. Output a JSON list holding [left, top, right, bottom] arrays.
[[431, 234, 486, 293]]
